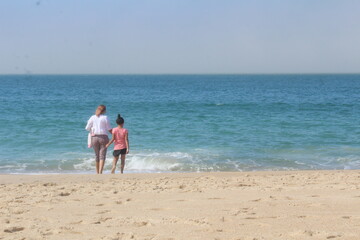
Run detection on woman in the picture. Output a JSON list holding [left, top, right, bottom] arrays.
[[85, 105, 112, 174]]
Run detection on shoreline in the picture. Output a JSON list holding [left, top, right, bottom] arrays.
[[1, 170, 360, 239], [0, 169, 358, 182]]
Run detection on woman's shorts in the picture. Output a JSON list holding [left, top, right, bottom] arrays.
[[113, 148, 127, 157]]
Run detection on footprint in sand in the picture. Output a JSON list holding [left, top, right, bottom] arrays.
[[12, 208, 27, 215], [186, 218, 209, 226], [303, 230, 315, 236], [327, 235, 342, 239], [92, 217, 112, 224], [150, 208, 165, 211], [43, 182, 57, 187], [101, 232, 135, 240], [40, 229, 55, 236], [238, 183, 252, 187], [4, 226, 25, 233], [59, 192, 70, 197], [100, 217, 112, 222], [251, 198, 261, 202], [133, 221, 150, 227], [69, 220, 83, 224], [232, 210, 241, 216], [97, 210, 111, 214], [233, 207, 251, 216]]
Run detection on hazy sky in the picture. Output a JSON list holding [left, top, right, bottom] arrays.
[[1, 0, 359, 74]]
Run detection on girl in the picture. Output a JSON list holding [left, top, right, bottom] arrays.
[[85, 105, 112, 174], [106, 114, 129, 174]]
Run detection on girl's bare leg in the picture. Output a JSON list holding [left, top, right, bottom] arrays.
[[120, 154, 126, 174], [99, 160, 105, 174], [111, 156, 119, 174]]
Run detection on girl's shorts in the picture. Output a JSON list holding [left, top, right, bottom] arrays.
[[113, 148, 127, 157]]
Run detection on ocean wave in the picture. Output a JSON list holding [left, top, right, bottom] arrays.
[[2, 149, 360, 173], [0, 150, 249, 173]]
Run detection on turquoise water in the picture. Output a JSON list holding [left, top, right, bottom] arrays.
[[1, 74, 360, 173]]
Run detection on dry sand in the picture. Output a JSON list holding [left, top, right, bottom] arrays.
[[0, 170, 360, 240]]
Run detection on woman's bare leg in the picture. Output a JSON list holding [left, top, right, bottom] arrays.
[[92, 137, 101, 174], [98, 135, 108, 174], [96, 161, 100, 174], [120, 154, 126, 174], [99, 160, 105, 174], [111, 156, 119, 174]]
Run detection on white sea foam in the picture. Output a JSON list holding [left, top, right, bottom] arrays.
[[126, 151, 191, 171], [73, 157, 96, 171], [72, 151, 189, 172], [71, 150, 232, 172], [3, 149, 360, 174]]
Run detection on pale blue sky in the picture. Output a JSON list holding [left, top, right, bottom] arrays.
[[0, 0, 359, 74]]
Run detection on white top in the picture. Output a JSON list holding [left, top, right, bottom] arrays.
[[85, 115, 112, 135]]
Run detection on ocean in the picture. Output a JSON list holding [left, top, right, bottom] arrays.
[[1, 74, 360, 174]]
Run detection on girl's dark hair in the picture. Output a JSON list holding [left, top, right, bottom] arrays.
[[116, 114, 124, 125]]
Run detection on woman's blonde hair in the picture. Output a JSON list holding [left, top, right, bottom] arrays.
[[95, 105, 106, 116]]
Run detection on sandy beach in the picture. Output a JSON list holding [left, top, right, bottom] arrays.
[[1, 170, 360, 240]]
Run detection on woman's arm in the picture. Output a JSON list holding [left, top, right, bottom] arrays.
[[105, 116, 112, 133], [125, 131, 129, 154], [85, 117, 93, 131]]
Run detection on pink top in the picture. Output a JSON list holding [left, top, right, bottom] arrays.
[[112, 127, 128, 150]]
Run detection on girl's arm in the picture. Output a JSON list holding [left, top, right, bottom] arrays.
[[106, 134, 115, 148], [125, 131, 129, 154]]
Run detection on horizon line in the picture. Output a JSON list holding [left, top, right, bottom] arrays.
[[1, 72, 360, 76]]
